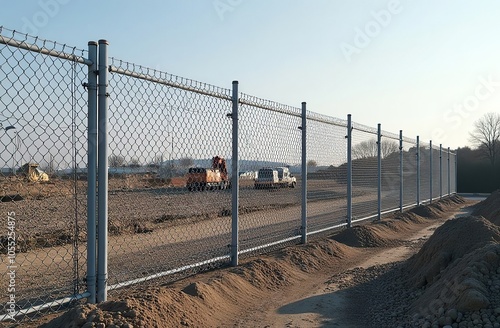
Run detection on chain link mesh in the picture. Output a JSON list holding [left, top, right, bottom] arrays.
[[306, 113, 347, 234], [106, 58, 233, 293], [401, 137, 418, 208], [0, 28, 88, 322], [419, 141, 432, 203], [237, 95, 302, 255], [450, 152, 457, 193], [351, 124, 379, 220], [0, 26, 460, 324], [380, 131, 400, 212], [431, 145, 442, 200], [442, 148, 450, 197]]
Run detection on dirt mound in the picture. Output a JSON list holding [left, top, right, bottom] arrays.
[[332, 224, 404, 248], [232, 257, 298, 290], [409, 204, 442, 219], [473, 190, 500, 225], [279, 239, 358, 272], [332, 195, 467, 249], [413, 242, 500, 315], [40, 273, 265, 328], [405, 216, 500, 288]]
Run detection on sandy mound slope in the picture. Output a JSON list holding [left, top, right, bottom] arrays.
[[342, 212, 500, 327], [332, 224, 404, 247], [473, 189, 500, 225], [332, 195, 466, 249], [404, 216, 500, 327], [404, 216, 500, 288], [38, 240, 355, 328], [413, 242, 500, 314]]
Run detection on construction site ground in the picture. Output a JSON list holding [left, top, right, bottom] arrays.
[[5, 192, 499, 328]]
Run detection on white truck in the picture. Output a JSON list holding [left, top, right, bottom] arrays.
[[254, 166, 296, 189]]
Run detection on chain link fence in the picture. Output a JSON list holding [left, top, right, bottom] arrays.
[[237, 94, 302, 254], [305, 113, 347, 235], [380, 130, 401, 213], [0, 28, 458, 324], [351, 123, 379, 221], [0, 27, 90, 322], [106, 58, 234, 292]]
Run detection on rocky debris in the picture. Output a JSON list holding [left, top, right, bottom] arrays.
[[404, 216, 500, 288], [338, 211, 500, 327], [332, 224, 403, 248]]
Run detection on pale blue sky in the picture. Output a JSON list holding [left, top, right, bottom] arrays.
[[1, 0, 500, 149]]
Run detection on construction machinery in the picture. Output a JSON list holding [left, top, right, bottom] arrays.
[[254, 166, 296, 189], [19, 163, 49, 182], [186, 156, 230, 191]]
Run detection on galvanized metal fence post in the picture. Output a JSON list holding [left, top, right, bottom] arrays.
[[86, 41, 98, 304], [399, 130, 403, 212], [231, 81, 239, 266], [97, 39, 109, 303], [377, 123, 381, 220], [439, 144, 443, 199], [429, 140, 433, 204], [448, 147, 451, 196], [416, 136, 420, 206], [347, 114, 352, 227], [301, 102, 307, 244]]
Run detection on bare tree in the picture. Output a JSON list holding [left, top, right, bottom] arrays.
[[352, 139, 398, 160], [381, 141, 399, 158], [108, 154, 125, 167], [469, 112, 500, 166], [307, 160, 318, 167]]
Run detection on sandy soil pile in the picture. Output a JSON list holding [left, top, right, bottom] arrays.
[[342, 196, 500, 328], [473, 189, 500, 225], [407, 216, 500, 326], [332, 224, 404, 247], [405, 216, 500, 287], [333, 198, 465, 249]]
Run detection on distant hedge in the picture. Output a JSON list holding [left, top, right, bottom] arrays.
[[457, 147, 500, 193]]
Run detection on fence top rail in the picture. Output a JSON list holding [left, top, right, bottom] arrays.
[[381, 129, 400, 141], [239, 94, 348, 128], [0, 26, 91, 65], [430, 143, 456, 154], [109, 58, 232, 101], [239, 93, 301, 118], [352, 121, 378, 135], [306, 111, 347, 128], [402, 136, 417, 144]]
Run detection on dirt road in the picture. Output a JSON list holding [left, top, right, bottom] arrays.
[[230, 204, 473, 328]]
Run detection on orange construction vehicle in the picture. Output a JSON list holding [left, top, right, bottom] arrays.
[[186, 156, 230, 191]]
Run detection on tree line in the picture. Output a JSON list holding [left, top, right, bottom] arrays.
[[457, 112, 500, 193]]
